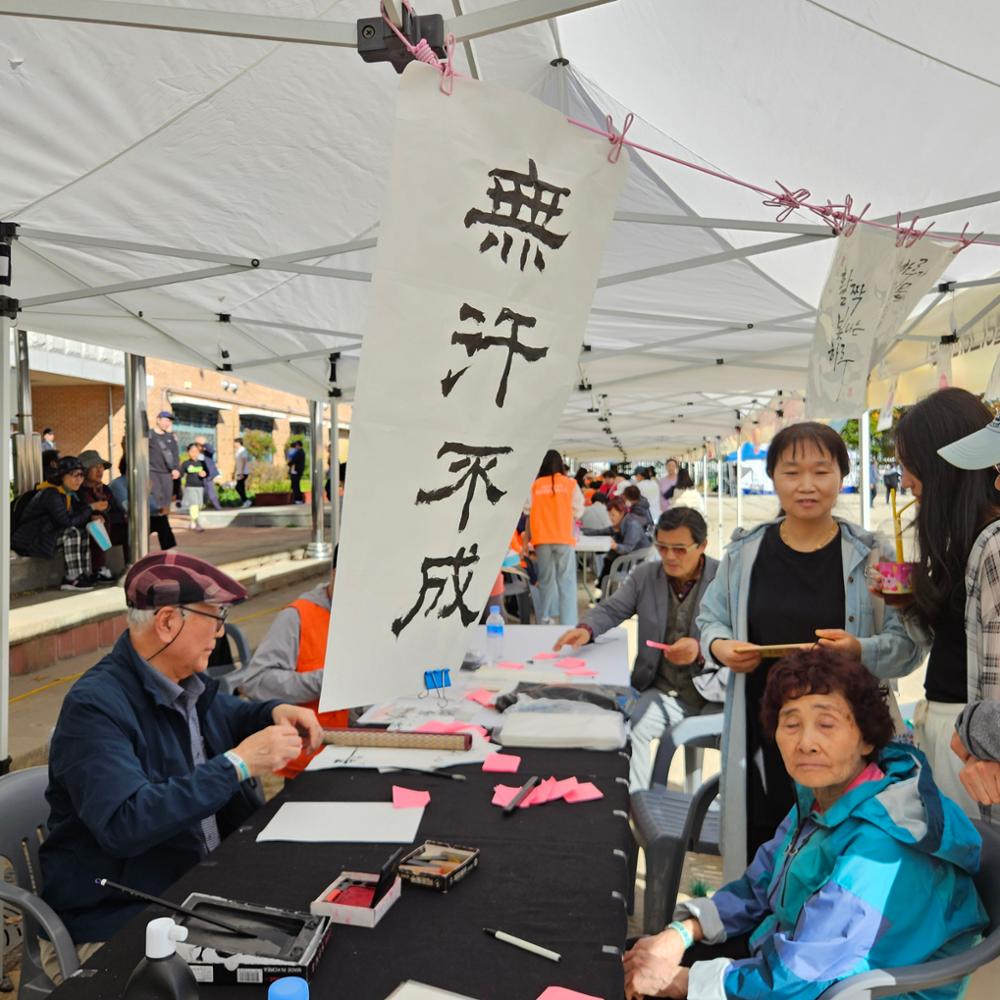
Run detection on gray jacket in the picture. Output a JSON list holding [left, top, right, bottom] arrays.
[[240, 583, 330, 703], [957, 700, 1000, 763], [580, 557, 722, 698]]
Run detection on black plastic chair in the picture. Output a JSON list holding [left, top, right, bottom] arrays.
[[819, 818, 1000, 998], [0, 767, 78, 998]]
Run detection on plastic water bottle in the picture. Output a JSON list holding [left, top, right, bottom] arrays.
[[269, 978, 309, 1000], [485, 605, 505, 666]]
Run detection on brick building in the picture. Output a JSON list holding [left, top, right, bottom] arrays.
[[12, 332, 350, 481]]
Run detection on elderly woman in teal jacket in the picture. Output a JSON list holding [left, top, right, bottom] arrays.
[[624, 648, 987, 1000], [695, 423, 925, 878]]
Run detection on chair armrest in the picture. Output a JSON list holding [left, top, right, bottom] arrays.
[[670, 713, 724, 749], [686, 774, 720, 849], [819, 935, 1000, 999], [0, 882, 80, 981]]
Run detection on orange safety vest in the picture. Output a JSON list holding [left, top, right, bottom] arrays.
[[529, 474, 577, 547], [277, 597, 349, 779]]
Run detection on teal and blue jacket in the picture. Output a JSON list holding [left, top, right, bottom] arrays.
[[678, 743, 988, 1000]]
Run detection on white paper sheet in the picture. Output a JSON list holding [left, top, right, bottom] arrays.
[[385, 982, 477, 1000], [304, 737, 498, 774], [321, 63, 626, 712], [255, 802, 424, 844]]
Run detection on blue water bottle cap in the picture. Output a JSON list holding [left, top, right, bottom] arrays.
[[489, 605, 501, 615], [268, 977, 309, 1000]]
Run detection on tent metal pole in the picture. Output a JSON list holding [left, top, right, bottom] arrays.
[[702, 450, 709, 512], [14, 329, 41, 494], [125, 354, 150, 564], [736, 427, 744, 529], [859, 411, 872, 531], [716, 439, 724, 555], [227, 318, 364, 343], [1, 313, 12, 776], [330, 402, 341, 567], [613, 211, 833, 236], [306, 400, 332, 560], [0, 0, 615, 44]]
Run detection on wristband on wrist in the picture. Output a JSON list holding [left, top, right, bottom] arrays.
[[668, 920, 694, 950], [224, 750, 251, 782]]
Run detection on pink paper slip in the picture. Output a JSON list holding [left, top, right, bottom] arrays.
[[532, 651, 561, 660], [495, 660, 525, 670], [465, 688, 496, 708], [482, 752, 521, 774], [555, 657, 587, 669], [392, 786, 431, 809], [645, 639, 671, 651], [413, 720, 489, 739], [550, 776, 579, 800], [564, 781, 603, 804], [560, 666, 598, 678], [536, 988, 602, 1000], [491, 783, 529, 809], [522, 776, 558, 807]]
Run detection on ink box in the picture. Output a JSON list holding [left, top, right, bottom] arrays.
[[174, 892, 332, 987], [310, 870, 402, 928], [397, 840, 479, 892]]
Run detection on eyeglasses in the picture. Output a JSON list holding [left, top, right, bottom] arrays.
[[653, 541, 702, 555], [178, 605, 230, 632]]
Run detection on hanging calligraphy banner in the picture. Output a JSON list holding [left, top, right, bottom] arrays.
[[320, 64, 626, 711], [807, 228, 953, 420], [871, 238, 954, 364]]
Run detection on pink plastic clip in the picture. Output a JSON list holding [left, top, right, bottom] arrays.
[[605, 112, 634, 164], [815, 194, 870, 237], [895, 213, 935, 249], [952, 221, 984, 254], [762, 181, 811, 223]]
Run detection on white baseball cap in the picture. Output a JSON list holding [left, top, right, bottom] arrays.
[[938, 414, 1000, 469]]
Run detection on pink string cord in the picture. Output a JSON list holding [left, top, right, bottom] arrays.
[[605, 113, 634, 163], [565, 114, 996, 250], [380, 2, 459, 94]]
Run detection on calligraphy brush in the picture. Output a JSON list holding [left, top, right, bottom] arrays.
[[96, 878, 287, 951]]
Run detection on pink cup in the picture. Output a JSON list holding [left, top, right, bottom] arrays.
[[875, 561, 916, 595]]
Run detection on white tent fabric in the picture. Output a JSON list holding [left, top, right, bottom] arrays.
[[3, 0, 1000, 458]]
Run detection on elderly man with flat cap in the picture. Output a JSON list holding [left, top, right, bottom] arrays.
[[38, 552, 322, 984]]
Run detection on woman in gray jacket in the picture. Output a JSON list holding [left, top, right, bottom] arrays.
[[696, 422, 925, 878]]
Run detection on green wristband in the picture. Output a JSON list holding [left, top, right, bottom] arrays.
[[224, 750, 251, 782], [668, 920, 694, 950]]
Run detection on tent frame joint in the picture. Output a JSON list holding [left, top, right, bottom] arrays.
[[0, 296, 20, 320]]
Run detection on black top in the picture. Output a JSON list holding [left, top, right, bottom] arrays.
[[148, 429, 180, 475], [925, 581, 968, 703], [747, 523, 846, 649], [181, 458, 207, 489]]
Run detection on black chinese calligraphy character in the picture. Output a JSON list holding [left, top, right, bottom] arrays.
[[416, 442, 514, 532], [892, 257, 929, 302], [442, 303, 548, 407], [464, 158, 570, 272], [391, 544, 481, 637]]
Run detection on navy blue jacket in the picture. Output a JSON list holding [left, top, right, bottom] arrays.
[[40, 632, 279, 942]]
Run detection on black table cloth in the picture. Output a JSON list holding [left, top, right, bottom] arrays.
[[49, 748, 631, 1000]]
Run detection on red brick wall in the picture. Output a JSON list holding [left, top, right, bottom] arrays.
[[33, 384, 125, 468]]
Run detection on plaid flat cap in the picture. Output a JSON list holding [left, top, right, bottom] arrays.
[[124, 551, 248, 609]]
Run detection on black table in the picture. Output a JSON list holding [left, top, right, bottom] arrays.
[[51, 748, 632, 1000]]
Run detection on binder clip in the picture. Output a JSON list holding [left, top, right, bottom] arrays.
[[420, 669, 451, 701]]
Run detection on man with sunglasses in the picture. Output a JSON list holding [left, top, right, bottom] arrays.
[[38, 552, 323, 981], [554, 507, 722, 790]]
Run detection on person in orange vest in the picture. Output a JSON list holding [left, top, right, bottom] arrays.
[[240, 552, 348, 778], [524, 449, 583, 625]]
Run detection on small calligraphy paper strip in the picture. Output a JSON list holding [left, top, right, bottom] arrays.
[[392, 786, 432, 809], [482, 752, 521, 773], [491, 784, 523, 808], [532, 652, 561, 660], [414, 720, 489, 739], [555, 657, 587, 669], [495, 660, 526, 670], [560, 666, 598, 678]]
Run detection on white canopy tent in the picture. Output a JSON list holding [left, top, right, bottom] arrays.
[[4, 0, 1000, 768]]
